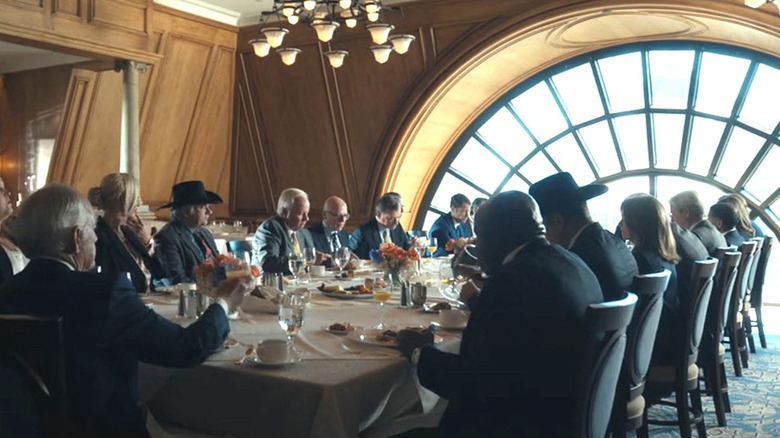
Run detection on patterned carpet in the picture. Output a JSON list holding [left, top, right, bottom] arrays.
[[641, 335, 780, 437]]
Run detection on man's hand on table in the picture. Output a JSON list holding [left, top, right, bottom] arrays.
[[459, 278, 482, 307], [398, 326, 435, 362], [213, 277, 254, 312]]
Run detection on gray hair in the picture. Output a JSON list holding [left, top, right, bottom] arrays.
[[171, 205, 201, 220], [375, 193, 402, 214], [669, 191, 704, 220], [11, 183, 95, 259], [277, 188, 308, 216]]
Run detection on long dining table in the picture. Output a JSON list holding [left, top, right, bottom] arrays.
[[138, 272, 461, 438]]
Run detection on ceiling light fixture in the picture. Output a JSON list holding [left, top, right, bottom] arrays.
[[252, 0, 416, 68]]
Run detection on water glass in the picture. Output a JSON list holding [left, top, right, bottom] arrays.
[[278, 293, 306, 353]]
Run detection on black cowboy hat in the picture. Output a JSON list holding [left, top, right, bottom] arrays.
[[159, 181, 223, 209], [529, 172, 607, 216]]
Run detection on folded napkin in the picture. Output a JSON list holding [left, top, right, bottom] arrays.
[[241, 294, 279, 314]]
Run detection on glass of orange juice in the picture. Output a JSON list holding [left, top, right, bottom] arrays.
[[372, 276, 393, 329]]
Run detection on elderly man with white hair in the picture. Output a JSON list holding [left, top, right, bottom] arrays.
[[253, 187, 315, 274], [0, 183, 251, 437]]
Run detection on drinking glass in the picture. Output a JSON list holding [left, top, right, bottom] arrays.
[[303, 247, 317, 283], [278, 293, 306, 354], [372, 275, 393, 329], [334, 247, 351, 273], [438, 261, 461, 301], [427, 238, 438, 258], [288, 252, 305, 283]]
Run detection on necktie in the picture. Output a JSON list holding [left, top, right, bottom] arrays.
[[383, 228, 392, 244], [194, 230, 213, 260], [330, 232, 341, 252], [291, 231, 301, 255]]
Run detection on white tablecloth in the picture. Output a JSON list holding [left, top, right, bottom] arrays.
[[139, 276, 460, 438]]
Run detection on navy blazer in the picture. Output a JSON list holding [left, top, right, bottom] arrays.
[[252, 216, 315, 274], [570, 222, 638, 301], [671, 223, 709, 297], [153, 219, 220, 285], [723, 229, 747, 248], [416, 240, 603, 436], [428, 213, 473, 257], [0, 246, 13, 284], [0, 259, 229, 437], [690, 220, 727, 256], [348, 217, 410, 259], [306, 221, 349, 254], [95, 218, 165, 293]]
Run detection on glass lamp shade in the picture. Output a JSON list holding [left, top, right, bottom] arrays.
[[277, 48, 302, 65], [744, 0, 766, 7], [339, 0, 352, 8], [311, 20, 340, 42], [366, 23, 394, 44], [288, 14, 300, 25], [365, 1, 380, 13], [367, 12, 379, 22], [249, 38, 271, 57], [388, 34, 415, 54], [261, 27, 290, 48], [281, 4, 296, 17], [324, 50, 349, 68], [369, 45, 393, 64], [303, 0, 317, 10], [346, 17, 357, 28]]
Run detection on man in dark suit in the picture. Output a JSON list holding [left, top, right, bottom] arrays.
[[529, 172, 638, 301], [670, 190, 727, 255], [253, 188, 315, 274], [671, 222, 709, 296], [348, 192, 414, 259], [400, 191, 604, 436], [708, 203, 747, 247], [428, 193, 474, 257], [154, 181, 222, 285], [0, 184, 250, 437], [307, 195, 350, 258]]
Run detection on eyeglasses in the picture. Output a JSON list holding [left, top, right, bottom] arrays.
[[325, 211, 350, 221]]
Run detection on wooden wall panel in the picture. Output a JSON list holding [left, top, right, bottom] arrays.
[[53, 0, 80, 17], [89, 0, 149, 34], [431, 23, 478, 58]]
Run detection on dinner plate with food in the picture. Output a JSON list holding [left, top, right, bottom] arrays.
[[422, 301, 454, 314], [321, 322, 362, 335], [347, 328, 444, 348], [317, 283, 373, 299]]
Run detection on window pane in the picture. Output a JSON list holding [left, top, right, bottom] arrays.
[[499, 174, 530, 193], [739, 64, 780, 133], [578, 121, 622, 177], [714, 127, 764, 187], [518, 151, 557, 185], [653, 114, 685, 169], [598, 52, 644, 113], [545, 134, 594, 184], [695, 53, 750, 117], [656, 176, 726, 210], [551, 63, 604, 126], [430, 173, 486, 212], [614, 114, 648, 170], [476, 107, 535, 165], [510, 82, 568, 143], [450, 138, 510, 192], [422, 211, 440, 235], [685, 117, 726, 176], [649, 50, 694, 109], [588, 176, 650, 232], [744, 145, 780, 202]]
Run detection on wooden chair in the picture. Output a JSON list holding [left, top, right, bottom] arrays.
[[0, 314, 69, 437], [740, 237, 763, 355], [698, 249, 741, 427], [575, 292, 637, 438], [724, 241, 756, 377], [641, 258, 718, 438], [745, 236, 773, 350], [610, 270, 670, 438]]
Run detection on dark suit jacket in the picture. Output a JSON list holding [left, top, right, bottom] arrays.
[[252, 216, 314, 274], [95, 218, 165, 294], [417, 240, 604, 436], [306, 221, 349, 254], [690, 220, 727, 256], [428, 213, 473, 257], [153, 219, 219, 285], [570, 222, 638, 301], [723, 229, 747, 248], [0, 246, 13, 284], [348, 217, 409, 259], [0, 259, 229, 437], [672, 223, 709, 297]]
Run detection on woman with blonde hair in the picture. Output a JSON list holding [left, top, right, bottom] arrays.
[[718, 193, 764, 239], [620, 193, 680, 365], [89, 173, 163, 293]]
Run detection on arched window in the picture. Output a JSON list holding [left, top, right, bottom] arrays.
[[418, 41, 779, 301]]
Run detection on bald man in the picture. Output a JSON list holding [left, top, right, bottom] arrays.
[[307, 196, 351, 257]]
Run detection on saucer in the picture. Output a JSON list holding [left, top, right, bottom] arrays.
[[431, 321, 466, 331]]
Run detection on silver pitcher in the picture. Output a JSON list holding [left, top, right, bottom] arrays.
[[410, 282, 427, 307], [262, 272, 285, 292]]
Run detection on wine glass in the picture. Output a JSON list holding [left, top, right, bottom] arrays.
[[334, 247, 351, 273], [438, 261, 461, 302], [372, 275, 393, 329], [427, 238, 438, 258], [288, 252, 304, 283], [302, 247, 317, 283], [278, 293, 306, 355]]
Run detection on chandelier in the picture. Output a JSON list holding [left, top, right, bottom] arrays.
[[744, 0, 779, 12], [249, 0, 416, 68]]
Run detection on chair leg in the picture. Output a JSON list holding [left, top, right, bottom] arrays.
[[706, 362, 728, 427], [756, 306, 767, 349], [637, 407, 649, 438], [729, 328, 743, 377], [690, 387, 707, 438], [744, 310, 756, 353], [738, 325, 750, 369], [721, 362, 731, 413], [676, 389, 692, 438]]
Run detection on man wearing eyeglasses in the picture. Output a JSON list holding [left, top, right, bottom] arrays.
[[307, 196, 350, 259], [348, 192, 416, 259]]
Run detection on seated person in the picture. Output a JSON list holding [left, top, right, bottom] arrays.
[[0, 176, 26, 283], [529, 172, 638, 301], [669, 190, 727, 256], [154, 181, 222, 285], [306, 196, 350, 265], [428, 193, 474, 257], [620, 194, 679, 365], [400, 191, 604, 436], [349, 193, 414, 259], [90, 173, 164, 293], [708, 203, 747, 247], [253, 188, 315, 274], [0, 184, 250, 437], [718, 193, 764, 238], [670, 222, 709, 298]]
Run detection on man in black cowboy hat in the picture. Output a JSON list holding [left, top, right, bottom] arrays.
[[529, 172, 637, 301], [154, 181, 223, 285]]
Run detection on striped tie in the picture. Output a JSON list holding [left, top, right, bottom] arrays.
[[291, 232, 301, 256], [383, 228, 392, 244]]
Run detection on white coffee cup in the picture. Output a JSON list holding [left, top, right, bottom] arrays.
[[256, 339, 290, 363], [439, 309, 468, 328], [311, 265, 326, 276]]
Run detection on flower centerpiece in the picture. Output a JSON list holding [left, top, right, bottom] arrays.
[[445, 237, 470, 253], [193, 254, 260, 296], [369, 243, 421, 285]]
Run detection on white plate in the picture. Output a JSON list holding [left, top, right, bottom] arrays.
[[320, 291, 373, 300], [246, 355, 300, 368], [431, 321, 466, 331], [321, 324, 362, 335], [347, 329, 443, 348]]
